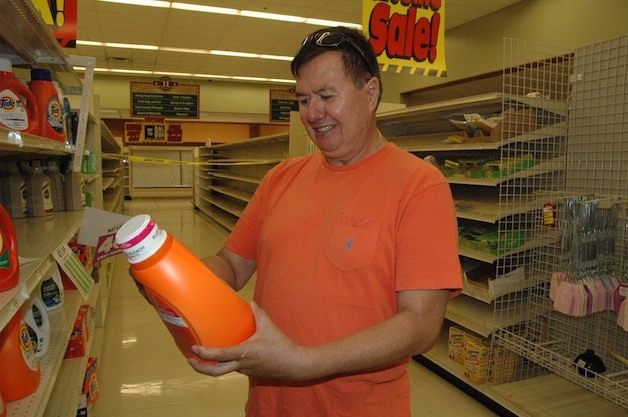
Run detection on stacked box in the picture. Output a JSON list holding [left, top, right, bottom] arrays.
[[489, 346, 519, 383], [448, 325, 465, 364], [65, 305, 90, 358], [463, 337, 491, 385]]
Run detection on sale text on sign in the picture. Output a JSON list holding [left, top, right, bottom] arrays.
[[364, 0, 446, 77]]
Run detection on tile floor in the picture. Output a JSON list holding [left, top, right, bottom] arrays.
[[92, 198, 498, 417]]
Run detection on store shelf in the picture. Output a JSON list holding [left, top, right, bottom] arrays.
[[200, 194, 245, 218], [204, 133, 288, 150], [0, 127, 73, 156], [446, 156, 566, 187], [5, 290, 83, 417], [201, 170, 263, 184], [419, 325, 625, 417], [196, 205, 238, 231], [0, 3, 116, 416], [43, 296, 98, 417], [393, 121, 568, 153], [445, 295, 527, 338], [202, 184, 254, 203], [0, 212, 84, 330]]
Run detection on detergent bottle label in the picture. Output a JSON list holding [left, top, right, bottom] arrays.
[[0, 232, 8, 269], [46, 97, 64, 133], [0, 89, 29, 131], [42, 182, 54, 213], [20, 182, 28, 215], [145, 288, 199, 357], [18, 320, 39, 371]]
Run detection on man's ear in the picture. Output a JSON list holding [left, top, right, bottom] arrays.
[[366, 77, 380, 109]]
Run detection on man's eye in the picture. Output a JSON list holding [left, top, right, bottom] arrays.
[[298, 98, 309, 106], [321, 95, 332, 101]]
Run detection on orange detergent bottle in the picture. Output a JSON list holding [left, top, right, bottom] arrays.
[[0, 57, 39, 135], [115, 215, 256, 362], [0, 204, 19, 292], [0, 310, 41, 401]]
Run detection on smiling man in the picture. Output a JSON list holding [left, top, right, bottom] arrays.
[[190, 27, 462, 417]]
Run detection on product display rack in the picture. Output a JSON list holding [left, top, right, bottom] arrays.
[[194, 133, 290, 230], [0, 0, 117, 415], [378, 37, 625, 415], [100, 121, 124, 213], [493, 36, 627, 411]]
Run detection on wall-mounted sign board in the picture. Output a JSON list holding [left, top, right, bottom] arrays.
[[131, 80, 200, 119], [270, 89, 298, 122]]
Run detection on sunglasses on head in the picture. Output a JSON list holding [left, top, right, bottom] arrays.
[[301, 31, 377, 77]]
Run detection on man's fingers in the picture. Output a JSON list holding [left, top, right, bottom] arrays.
[[188, 357, 240, 376]]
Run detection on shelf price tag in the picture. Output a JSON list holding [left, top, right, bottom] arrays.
[[53, 243, 93, 301]]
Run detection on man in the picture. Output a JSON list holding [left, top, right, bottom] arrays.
[[190, 27, 462, 417]]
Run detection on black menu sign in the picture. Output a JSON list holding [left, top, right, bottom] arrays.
[[270, 89, 298, 122], [131, 79, 200, 119]]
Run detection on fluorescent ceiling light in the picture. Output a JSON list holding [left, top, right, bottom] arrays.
[[99, 0, 170, 8], [160, 47, 210, 54], [171, 2, 238, 15], [240, 10, 305, 23], [259, 54, 293, 61], [209, 50, 258, 58], [97, 1, 360, 28], [109, 68, 153, 74], [232, 76, 268, 82], [106, 42, 159, 50], [76, 66, 296, 84], [159, 71, 193, 77], [77, 40, 104, 47], [191, 73, 231, 79]]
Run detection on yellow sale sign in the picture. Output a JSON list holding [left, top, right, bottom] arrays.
[[363, 0, 446, 77]]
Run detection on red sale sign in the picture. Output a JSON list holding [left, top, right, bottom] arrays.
[[363, 0, 446, 77], [32, 0, 78, 48]]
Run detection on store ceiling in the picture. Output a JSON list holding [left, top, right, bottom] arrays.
[[71, 0, 522, 83]]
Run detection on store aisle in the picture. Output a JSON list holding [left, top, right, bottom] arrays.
[[92, 198, 498, 417]]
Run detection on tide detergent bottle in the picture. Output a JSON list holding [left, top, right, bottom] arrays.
[[0, 310, 41, 401], [0, 57, 39, 135], [0, 204, 19, 292], [115, 214, 256, 362], [28, 68, 65, 142]]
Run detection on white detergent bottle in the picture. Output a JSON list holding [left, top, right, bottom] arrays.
[[0, 162, 28, 218], [40, 263, 64, 311], [26, 160, 54, 217], [45, 159, 65, 211], [23, 295, 51, 357]]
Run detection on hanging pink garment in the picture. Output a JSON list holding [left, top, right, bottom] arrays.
[[550, 272, 566, 301], [554, 281, 575, 315], [613, 283, 628, 313]]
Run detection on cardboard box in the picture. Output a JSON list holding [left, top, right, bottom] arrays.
[[448, 326, 466, 364], [65, 305, 90, 359], [463, 337, 491, 385], [489, 346, 519, 383], [77, 358, 99, 417]]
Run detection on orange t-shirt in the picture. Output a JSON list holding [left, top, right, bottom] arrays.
[[225, 143, 462, 417]]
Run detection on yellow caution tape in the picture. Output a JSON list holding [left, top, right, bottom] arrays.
[[103, 153, 283, 166]]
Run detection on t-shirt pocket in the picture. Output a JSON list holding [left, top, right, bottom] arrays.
[[326, 213, 381, 271]]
